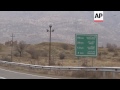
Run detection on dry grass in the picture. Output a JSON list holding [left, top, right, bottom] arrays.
[[1, 42, 120, 78], [1, 42, 120, 67]]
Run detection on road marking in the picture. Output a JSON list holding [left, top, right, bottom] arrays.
[[0, 68, 59, 79], [0, 77, 6, 79]]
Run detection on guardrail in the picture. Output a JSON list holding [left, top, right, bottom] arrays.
[[0, 60, 120, 78]]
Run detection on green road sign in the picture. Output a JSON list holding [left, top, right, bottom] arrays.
[[75, 34, 98, 57]]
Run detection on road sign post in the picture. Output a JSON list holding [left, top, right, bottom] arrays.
[[75, 34, 98, 57], [75, 34, 98, 67]]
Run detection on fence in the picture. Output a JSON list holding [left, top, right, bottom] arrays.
[[0, 60, 120, 78]]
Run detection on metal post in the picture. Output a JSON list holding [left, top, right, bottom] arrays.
[[11, 33, 15, 62], [78, 57, 79, 66], [92, 57, 93, 67], [112, 72, 115, 79], [47, 25, 54, 66], [49, 25, 52, 66], [103, 71, 106, 78]]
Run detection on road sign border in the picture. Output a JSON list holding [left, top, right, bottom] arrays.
[[75, 34, 98, 57]]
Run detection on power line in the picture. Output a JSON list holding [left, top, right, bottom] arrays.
[[11, 33, 15, 62], [47, 25, 54, 66]]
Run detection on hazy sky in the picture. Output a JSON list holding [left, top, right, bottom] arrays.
[[0, 11, 120, 46]]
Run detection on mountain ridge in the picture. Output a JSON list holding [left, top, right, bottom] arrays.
[[0, 11, 119, 47]]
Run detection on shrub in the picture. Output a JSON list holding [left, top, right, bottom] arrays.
[[27, 48, 39, 59], [102, 51, 108, 55], [117, 58, 120, 62], [98, 52, 102, 56], [106, 43, 111, 48], [81, 60, 88, 66], [2, 55, 11, 62], [50, 60, 55, 66], [40, 50, 48, 57], [57, 62, 62, 66], [59, 52, 65, 59], [16, 41, 26, 57], [14, 52, 20, 57], [97, 52, 102, 60], [31, 51, 39, 59], [106, 43, 117, 52], [108, 47, 115, 52], [113, 51, 119, 57], [0, 45, 2, 51], [61, 44, 68, 50]]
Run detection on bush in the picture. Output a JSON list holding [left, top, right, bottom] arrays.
[[106, 43, 111, 48], [117, 58, 120, 62], [14, 52, 20, 57], [31, 51, 39, 59], [0, 45, 2, 51], [108, 47, 115, 52], [102, 51, 108, 55], [50, 60, 55, 66], [27, 48, 39, 59], [27, 48, 48, 59], [59, 52, 65, 59], [16, 41, 26, 57], [106, 43, 117, 52], [57, 62, 62, 66], [99, 52, 102, 56], [40, 50, 48, 57], [2, 55, 11, 62], [113, 51, 119, 57], [81, 59, 88, 66], [61, 44, 68, 50], [97, 52, 102, 60]]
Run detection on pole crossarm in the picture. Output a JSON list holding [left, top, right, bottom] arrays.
[[47, 25, 54, 66]]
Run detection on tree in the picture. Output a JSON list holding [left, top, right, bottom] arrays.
[[106, 43, 117, 52], [106, 43, 111, 48], [16, 41, 26, 57], [113, 44, 117, 49], [27, 47, 39, 59]]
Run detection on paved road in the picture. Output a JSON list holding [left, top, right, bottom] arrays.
[[0, 68, 59, 79]]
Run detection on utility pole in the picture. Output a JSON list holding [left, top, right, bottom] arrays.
[[47, 25, 54, 66], [11, 33, 15, 62]]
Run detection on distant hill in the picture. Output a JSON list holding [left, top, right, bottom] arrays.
[[0, 11, 120, 47]]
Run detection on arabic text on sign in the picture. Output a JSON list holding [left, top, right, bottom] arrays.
[[86, 37, 95, 40], [87, 51, 95, 54], [77, 37, 84, 39], [88, 41, 95, 45], [77, 42, 84, 44], [87, 46, 95, 50], [77, 47, 84, 49]]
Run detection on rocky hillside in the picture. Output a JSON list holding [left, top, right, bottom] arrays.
[[0, 11, 119, 47]]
